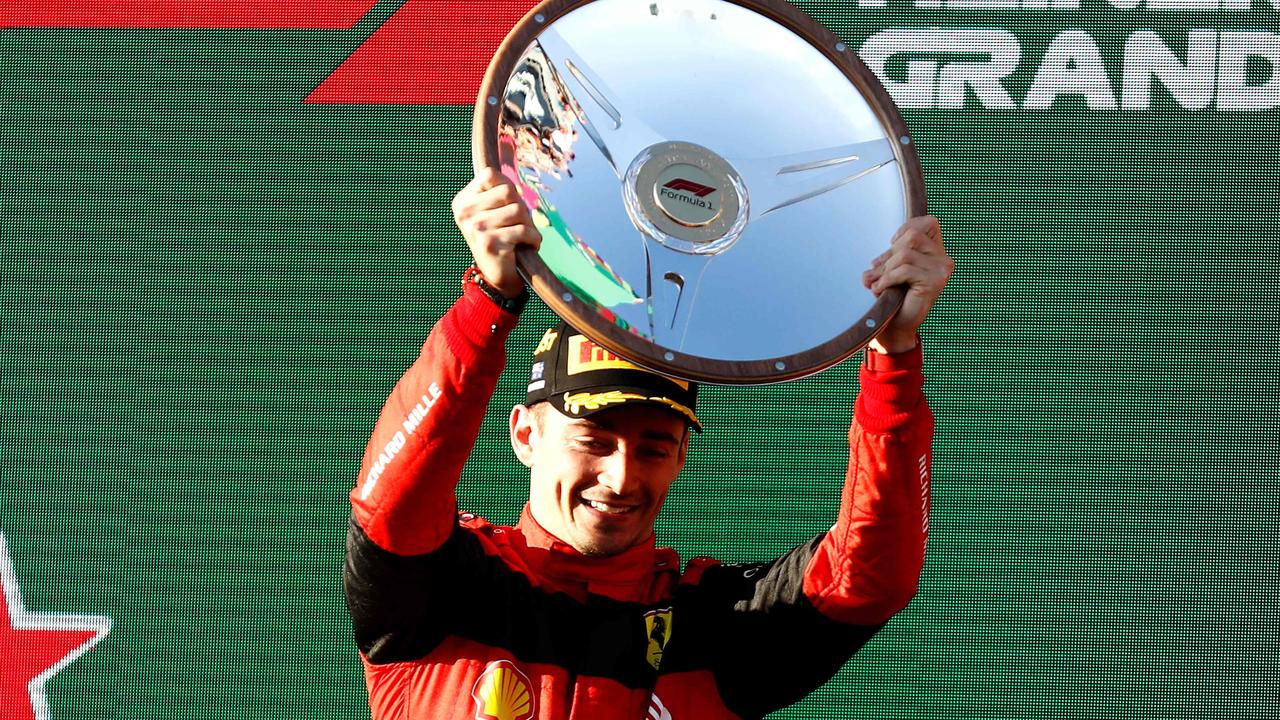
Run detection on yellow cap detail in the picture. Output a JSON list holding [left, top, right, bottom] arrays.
[[561, 392, 700, 427], [562, 390, 646, 414], [471, 660, 535, 720], [534, 328, 559, 357], [645, 396, 700, 427]]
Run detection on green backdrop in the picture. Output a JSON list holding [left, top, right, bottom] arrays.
[[2, 1, 1275, 718]]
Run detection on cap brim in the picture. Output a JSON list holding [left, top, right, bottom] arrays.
[[553, 386, 703, 432]]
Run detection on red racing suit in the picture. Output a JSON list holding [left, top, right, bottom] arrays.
[[344, 282, 933, 720]]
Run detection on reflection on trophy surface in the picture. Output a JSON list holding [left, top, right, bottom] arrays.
[[501, 43, 645, 316], [479, 0, 927, 382]]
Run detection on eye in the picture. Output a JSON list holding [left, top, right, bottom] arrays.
[[572, 437, 612, 453], [639, 445, 673, 460]]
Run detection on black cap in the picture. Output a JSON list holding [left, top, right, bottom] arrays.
[[525, 321, 701, 432]]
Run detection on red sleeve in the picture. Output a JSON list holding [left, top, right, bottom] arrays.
[[802, 341, 932, 625], [349, 281, 521, 556]]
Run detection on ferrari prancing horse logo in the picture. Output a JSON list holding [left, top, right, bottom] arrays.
[[644, 608, 674, 671]]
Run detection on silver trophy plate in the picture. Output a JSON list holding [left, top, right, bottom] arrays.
[[475, 0, 926, 383]]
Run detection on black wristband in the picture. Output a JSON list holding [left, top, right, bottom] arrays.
[[465, 264, 529, 314]]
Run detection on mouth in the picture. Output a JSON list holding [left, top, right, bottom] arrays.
[[579, 496, 640, 516]]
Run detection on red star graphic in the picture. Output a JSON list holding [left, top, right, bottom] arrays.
[[0, 533, 111, 720]]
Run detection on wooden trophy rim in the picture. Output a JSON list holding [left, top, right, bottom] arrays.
[[472, 0, 927, 385]]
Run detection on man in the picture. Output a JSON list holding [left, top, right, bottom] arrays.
[[345, 168, 953, 719]]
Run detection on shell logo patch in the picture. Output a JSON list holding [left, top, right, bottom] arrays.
[[471, 659, 536, 720], [644, 608, 674, 671]]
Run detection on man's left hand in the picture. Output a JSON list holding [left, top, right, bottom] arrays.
[[861, 215, 954, 354]]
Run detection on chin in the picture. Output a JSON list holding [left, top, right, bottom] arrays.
[[574, 534, 631, 558]]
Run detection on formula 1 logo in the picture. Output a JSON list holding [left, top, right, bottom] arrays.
[[661, 179, 716, 198]]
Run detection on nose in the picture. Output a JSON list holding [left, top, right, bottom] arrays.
[[597, 451, 642, 497]]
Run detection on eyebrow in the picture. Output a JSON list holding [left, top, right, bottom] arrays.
[[566, 418, 681, 445]]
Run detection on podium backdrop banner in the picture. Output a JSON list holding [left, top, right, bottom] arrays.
[[1, 2, 1274, 719]]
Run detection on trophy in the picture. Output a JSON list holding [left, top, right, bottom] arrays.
[[474, 0, 926, 383]]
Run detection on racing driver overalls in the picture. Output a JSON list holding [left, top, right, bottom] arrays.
[[345, 281, 932, 719]]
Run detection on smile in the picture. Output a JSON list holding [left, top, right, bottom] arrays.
[[581, 498, 638, 515]]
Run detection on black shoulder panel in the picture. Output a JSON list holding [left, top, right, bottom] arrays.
[[343, 515, 670, 689], [344, 516, 469, 663], [660, 535, 886, 719]]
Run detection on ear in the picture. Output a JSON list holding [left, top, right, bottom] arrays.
[[510, 404, 538, 468], [676, 430, 690, 470]]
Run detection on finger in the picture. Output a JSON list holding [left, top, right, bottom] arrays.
[[901, 214, 940, 239], [874, 249, 930, 283], [455, 172, 519, 213], [881, 234, 952, 276], [871, 262, 921, 295], [872, 260, 947, 295], [455, 185, 523, 224], [874, 218, 939, 264], [471, 201, 533, 233], [888, 216, 942, 252], [451, 175, 487, 216], [472, 181, 524, 210], [888, 215, 934, 240], [471, 224, 540, 256], [876, 245, 926, 275], [524, 223, 543, 249], [474, 166, 508, 191], [892, 230, 945, 260]]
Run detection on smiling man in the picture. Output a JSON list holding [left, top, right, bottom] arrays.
[[343, 169, 953, 719], [513, 325, 699, 559]]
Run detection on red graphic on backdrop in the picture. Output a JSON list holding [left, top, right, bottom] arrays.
[[306, 0, 537, 105], [0, 1, 377, 29], [0, 533, 112, 720], [1, 0, 537, 106]]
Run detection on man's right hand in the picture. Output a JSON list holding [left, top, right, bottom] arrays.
[[451, 168, 542, 298]]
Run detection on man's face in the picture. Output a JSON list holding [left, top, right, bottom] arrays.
[[510, 402, 689, 557]]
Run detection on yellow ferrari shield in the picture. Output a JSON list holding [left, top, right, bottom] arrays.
[[644, 608, 674, 671]]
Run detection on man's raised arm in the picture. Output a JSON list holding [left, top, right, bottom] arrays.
[[803, 215, 951, 622], [349, 168, 541, 556], [679, 217, 952, 718]]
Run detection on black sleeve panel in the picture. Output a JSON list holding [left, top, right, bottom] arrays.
[[344, 515, 664, 686], [675, 536, 886, 719], [343, 515, 485, 663]]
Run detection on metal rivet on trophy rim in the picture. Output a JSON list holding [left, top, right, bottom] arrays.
[[562, 292, 573, 302], [899, 135, 912, 145], [774, 361, 786, 371], [835, 42, 846, 52], [534, 13, 546, 23], [664, 351, 675, 361], [865, 318, 877, 328], [487, 96, 498, 106]]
